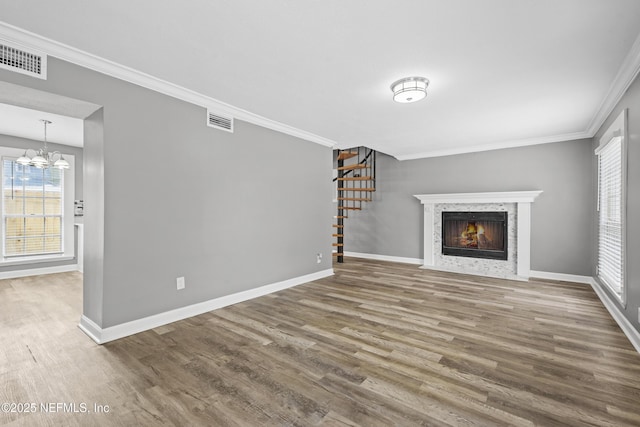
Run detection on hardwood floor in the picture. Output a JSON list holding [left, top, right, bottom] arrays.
[[2, 259, 640, 426]]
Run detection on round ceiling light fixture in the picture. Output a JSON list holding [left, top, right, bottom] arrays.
[[390, 76, 429, 103]]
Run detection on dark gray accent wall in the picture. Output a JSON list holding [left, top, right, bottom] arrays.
[[592, 72, 640, 332], [344, 139, 594, 276], [0, 57, 333, 328]]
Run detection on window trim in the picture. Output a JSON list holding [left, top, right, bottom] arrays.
[[0, 146, 75, 265], [595, 109, 627, 306]]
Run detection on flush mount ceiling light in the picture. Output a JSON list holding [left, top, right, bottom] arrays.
[[16, 119, 69, 169], [390, 76, 429, 103]]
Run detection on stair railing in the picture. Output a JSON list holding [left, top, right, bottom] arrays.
[[333, 147, 376, 263]]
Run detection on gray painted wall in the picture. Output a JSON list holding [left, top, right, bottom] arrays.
[[0, 57, 333, 328], [592, 72, 640, 332], [344, 139, 594, 276], [0, 134, 83, 271]]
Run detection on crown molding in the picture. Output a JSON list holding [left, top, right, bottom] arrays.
[[394, 131, 591, 161], [3, 20, 639, 158], [0, 22, 337, 148], [392, 31, 640, 162], [587, 31, 640, 137]]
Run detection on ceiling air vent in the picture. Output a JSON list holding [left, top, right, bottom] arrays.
[[0, 41, 47, 79], [207, 110, 234, 133]]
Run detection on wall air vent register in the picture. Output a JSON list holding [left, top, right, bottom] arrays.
[[0, 41, 47, 79], [207, 110, 234, 133]]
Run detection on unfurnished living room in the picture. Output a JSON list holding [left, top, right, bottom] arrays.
[[1, 1, 640, 426]]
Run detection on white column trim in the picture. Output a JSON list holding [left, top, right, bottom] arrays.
[[517, 201, 532, 278], [75, 223, 83, 273], [423, 204, 435, 267]]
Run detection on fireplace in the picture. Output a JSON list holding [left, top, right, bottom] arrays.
[[416, 192, 542, 279], [442, 211, 508, 260]]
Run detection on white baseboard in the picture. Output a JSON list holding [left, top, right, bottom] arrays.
[[340, 258, 640, 353], [588, 278, 640, 354], [78, 315, 102, 343], [343, 251, 423, 265], [0, 264, 78, 280], [529, 270, 593, 284], [531, 271, 640, 353], [77, 262, 640, 355], [77, 268, 334, 344]]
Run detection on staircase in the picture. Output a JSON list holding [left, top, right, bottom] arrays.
[[333, 147, 376, 263]]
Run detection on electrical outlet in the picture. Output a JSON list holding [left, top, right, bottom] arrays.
[[176, 276, 185, 290], [317, 253, 323, 264]]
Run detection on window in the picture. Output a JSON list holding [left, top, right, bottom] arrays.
[[595, 109, 627, 304], [0, 147, 74, 265], [2, 160, 63, 256]]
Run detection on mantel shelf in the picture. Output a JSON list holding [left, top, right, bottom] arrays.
[[414, 191, 543, 205]]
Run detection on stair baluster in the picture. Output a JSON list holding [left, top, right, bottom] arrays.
[[333, 147, 376, 263]]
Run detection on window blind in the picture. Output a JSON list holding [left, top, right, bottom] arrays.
[[596, 136, 623, 296], [2, 160, 64, 257]]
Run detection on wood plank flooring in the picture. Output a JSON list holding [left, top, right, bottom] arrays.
[[2, 259, 640, 426]]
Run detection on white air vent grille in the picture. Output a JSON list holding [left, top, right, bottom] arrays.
[[207, 110, 234, 133], [0, 42, 47, 79]]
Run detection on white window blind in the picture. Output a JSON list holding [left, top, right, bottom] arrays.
[[2, 159, 64, 257], [596, 136, 624, 298]]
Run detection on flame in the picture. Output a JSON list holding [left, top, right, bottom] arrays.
[[462, 222, 477, 239]]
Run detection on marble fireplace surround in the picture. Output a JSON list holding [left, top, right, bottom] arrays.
[[414, 191, 543, 280]]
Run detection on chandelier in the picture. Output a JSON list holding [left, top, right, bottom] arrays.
[[16, 119, 69, 169]]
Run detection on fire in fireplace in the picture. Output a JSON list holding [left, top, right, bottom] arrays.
[[442, 211, 508, 260]]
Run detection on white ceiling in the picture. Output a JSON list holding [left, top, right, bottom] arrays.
[[1, 0, 640, 159], [0, 103, 84, 147]]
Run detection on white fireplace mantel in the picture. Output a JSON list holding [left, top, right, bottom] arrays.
[[414, 191, 542, 279], [414, 191, 543, 205]]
